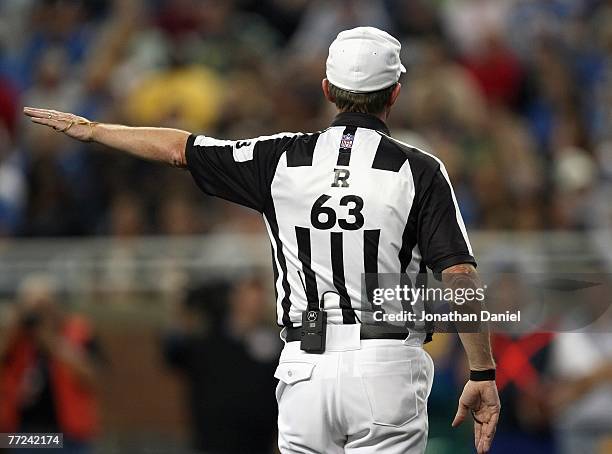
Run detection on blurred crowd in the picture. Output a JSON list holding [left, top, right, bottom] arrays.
[[2, 271, 611, 454], [1, 2, 612, 453], [1, 0, 612, 237]]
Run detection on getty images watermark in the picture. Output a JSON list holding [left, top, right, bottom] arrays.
[[360, 273, 611, 334], [369, 282, 521, 323]]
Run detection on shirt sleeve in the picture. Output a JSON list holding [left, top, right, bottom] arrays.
[[417, 163, 476, 273], [185, 133, 301, 212]]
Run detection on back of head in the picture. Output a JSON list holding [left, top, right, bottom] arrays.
[[325, 27, 406, 115], [327, 83, 398, 115]]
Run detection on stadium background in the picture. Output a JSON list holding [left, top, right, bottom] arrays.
[[0, 1, 611, 453]]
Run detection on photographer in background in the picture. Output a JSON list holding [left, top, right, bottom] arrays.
[[0, 275, 100, 454], [163, 276, 281, 454]]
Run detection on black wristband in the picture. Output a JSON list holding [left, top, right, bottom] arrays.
[[470, 369, 496, 381]]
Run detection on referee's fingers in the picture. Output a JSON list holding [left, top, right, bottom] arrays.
[[474, 416, 482, 450], [30, 117, 64, 129], [24, 107, 53, 117], [452, 401, 468, 427], [477, 412, 499, 453], [24, 107, 68, 118]]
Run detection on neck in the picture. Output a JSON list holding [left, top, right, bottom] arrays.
[[338, 110, 388, 122], [331, 111, 391, 135]]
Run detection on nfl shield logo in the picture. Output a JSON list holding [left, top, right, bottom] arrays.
[[340, 133, 354, 149]]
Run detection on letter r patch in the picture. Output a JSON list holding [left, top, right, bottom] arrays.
[[332, 168, 350, 187]]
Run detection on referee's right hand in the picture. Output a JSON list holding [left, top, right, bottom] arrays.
[[452, 380, 501, 454], [24, 107, 95, 142]]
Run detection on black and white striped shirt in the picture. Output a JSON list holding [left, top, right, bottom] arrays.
[[186, 112, 475, 328]]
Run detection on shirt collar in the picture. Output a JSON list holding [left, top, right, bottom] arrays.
[[330, 112, 390, 136]]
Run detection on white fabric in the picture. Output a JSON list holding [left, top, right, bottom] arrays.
[[194, 132, 302, 163], [326, 27, 406, 93], [275, 332, 434, 453]]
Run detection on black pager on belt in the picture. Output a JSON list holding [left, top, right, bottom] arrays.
[[300, 308, 327, 353]]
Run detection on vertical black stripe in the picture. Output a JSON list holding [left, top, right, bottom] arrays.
[[363, 229, 381, 307], [398, 202, 419, 272], [295, 226, 319, 310], [264, 209, 293, 328], [269, 242, 279, 302], [418, 260, 434, 343], [398, 143, 433, 273], [330, 232, 356, 324], [337, 126, 357, 166], [337, 151, 351, 166], [398, 206, 419, 331]]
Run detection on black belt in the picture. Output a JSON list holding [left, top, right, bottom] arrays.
[[285, 325, 409, 343]]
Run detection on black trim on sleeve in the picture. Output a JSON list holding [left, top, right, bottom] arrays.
[[430, 253, 477, 274], [185, 133, 197, 156]]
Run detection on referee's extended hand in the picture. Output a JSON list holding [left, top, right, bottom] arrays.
[[452, 380, 500, 454], [24, 107, 95, 142]]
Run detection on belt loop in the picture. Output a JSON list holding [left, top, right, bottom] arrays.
[[402, 331, 411, 345]]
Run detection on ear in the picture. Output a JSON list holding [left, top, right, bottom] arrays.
[[322, 78, 334, 103], [387, 83, 401, 108]]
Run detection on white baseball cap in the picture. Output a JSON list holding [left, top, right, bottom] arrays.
[[326, 27, 406, 93]]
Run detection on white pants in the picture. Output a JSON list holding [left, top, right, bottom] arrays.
[[275, 325, 434, 454]]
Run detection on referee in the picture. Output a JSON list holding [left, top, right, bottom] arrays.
[[25, 27, 500, 454]]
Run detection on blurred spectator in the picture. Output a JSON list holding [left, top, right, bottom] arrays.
[[385, 0, 442, 39], [0, 123, 26, 235], [490, 332, 556, 454], [20, 150, 81, 236], [1, 0, 609, 235], [108, 192, 145, 237], [21, 46, 83, 117], [240, 0, 309, 42], [289, 0, 392, 57], [442, 0, 510, 58], [15, 0, 100, 90], [550, 333, 612, 454], [163, 277, 281, 454], [123, 60, 224, 132], [0, 77, 19, 137], [551, 146, 597, 229], [424, 335, 473, 454], [158, 191, 202, 235], [0, 274, 101, 453], [461, 31, 523, 108]]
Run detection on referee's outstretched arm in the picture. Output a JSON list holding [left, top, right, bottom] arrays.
[[23, 107, 190, 168]]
